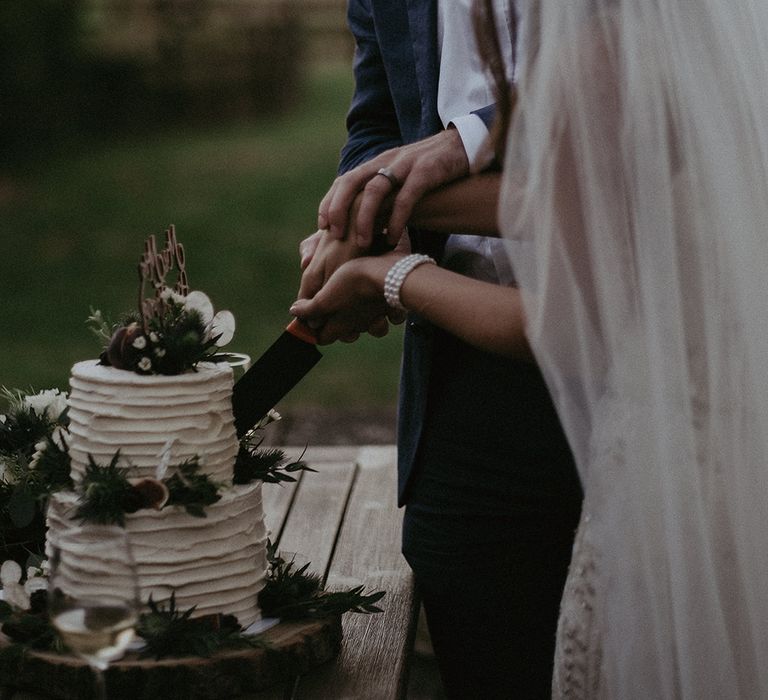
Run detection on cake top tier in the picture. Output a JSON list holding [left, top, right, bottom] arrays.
[[67, 359, 238, 483]]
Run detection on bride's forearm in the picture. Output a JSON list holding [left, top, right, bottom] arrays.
[[401, 263, 530, 358], [357, 254, 531, 359]]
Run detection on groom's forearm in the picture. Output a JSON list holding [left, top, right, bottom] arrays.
[[353, 171, 502, 238], [408, 172, 501, 236]]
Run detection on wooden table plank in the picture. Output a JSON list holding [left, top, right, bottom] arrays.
[[261, 443, 350, 544], [261, 474, 301, 544], [300, 446, 362, 464], [275, 459, 357, 576], [294, 446, 418, 700]]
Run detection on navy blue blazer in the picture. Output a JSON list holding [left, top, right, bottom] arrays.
[[340, 0, 495, 170], [339, 0, 498, 505]]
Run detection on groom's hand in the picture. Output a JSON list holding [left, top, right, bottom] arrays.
[[318, 127, 469, 248], [300, 186, 385, 294], [298, 229, 365, 302]]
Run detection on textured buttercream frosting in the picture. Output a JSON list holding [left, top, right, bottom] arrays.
[[66, 360, 238, 482], [47, 359, 267, 627], [48, 484, 267, 627]]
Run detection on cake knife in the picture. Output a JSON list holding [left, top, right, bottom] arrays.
[[231, 318, 322, 438]]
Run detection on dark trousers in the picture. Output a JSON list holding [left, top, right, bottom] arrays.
[[403, 506, 578, 699], [401, 330, 582, 699]]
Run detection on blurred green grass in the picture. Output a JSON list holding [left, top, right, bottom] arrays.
[[0, 61, 402, 409]]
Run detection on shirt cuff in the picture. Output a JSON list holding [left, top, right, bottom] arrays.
[[450, 113, 494, 174]]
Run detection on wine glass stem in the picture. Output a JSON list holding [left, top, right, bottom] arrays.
[[91, 666, 107, 700]]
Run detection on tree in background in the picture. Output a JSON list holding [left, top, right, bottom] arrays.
[[0, 0, 304, 166]]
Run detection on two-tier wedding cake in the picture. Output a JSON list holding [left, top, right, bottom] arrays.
[[45, 227, 268, 628]]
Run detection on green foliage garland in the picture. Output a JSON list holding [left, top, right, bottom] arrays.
[[0, 389, 71, 564], [259, 541, 385, 621], [136, 594, 265, 660], [234, 437, 315, 486]]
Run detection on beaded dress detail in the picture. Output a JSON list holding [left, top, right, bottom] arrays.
[[552, 514, 603, 699]]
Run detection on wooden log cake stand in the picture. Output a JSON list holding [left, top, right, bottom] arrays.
[[0, 616, 342, 700]]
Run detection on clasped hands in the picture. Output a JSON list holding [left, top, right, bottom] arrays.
[[292, 128, 469, 344]]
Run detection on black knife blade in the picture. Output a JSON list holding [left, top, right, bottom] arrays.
[[232, 319, 322, 438]]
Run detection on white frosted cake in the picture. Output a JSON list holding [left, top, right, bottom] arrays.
[[46, 360, 268, 628]]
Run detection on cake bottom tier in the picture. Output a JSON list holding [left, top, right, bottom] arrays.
[[47, 482, 267, 629]]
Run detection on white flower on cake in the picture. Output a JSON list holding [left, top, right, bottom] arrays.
[[182, 290, 236, 346], [138, 357, 153, 372], [28, 441, 48, 470], [132, 335, 147, 350], [183, 290, 214, 323], [22, 388, 67, 421], [0, 560, 46, 611], [210, 309, 236, 347]]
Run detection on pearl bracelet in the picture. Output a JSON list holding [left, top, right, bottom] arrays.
[[383, 254, 436, 311]]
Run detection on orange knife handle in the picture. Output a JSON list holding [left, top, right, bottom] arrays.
[[286, 318, 318, 345]]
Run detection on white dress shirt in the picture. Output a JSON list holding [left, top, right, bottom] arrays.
[[436, 0, 516, 286], [437, 0, 515, 173]]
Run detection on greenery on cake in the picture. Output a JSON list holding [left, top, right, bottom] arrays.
[[0, 596, 60, 657], [90, 226, 236, 376], [163, 458, 221, 518], [71, 411, 313, 525], [73, 454, 220, 526]]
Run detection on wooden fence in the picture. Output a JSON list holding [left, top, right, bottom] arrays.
[[84, 0, 352, 62]]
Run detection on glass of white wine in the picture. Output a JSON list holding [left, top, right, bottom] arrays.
[[48, 525, 140, 700]]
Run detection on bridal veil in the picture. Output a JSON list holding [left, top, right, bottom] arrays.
[[500, 0, 768, 697]]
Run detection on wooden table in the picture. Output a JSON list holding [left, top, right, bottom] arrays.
[[248, 445, 418, 699], [4, 445, 418, 700]]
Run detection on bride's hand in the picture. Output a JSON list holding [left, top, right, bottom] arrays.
[[290, 254, 403, 345]]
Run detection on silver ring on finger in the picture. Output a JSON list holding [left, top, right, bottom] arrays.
[[375, 167, 401, 188]]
